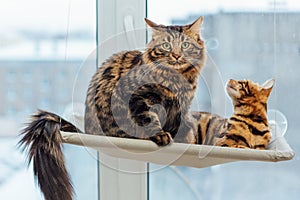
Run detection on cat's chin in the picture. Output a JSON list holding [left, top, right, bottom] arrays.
[[161, 63, 186, 70], [226, 86, 239, 98], [173, 64, 185, 70], [172, 63, 190, 70]]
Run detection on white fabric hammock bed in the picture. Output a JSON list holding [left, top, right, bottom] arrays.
[[61, 131, 295, 168]]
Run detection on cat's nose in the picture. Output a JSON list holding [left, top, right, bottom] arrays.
[[228, 79, 235, 84], [171, 53, 181, 60], [227, 79, 237, 87]]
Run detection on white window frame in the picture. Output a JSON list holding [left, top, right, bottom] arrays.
[[97, 1, 148, 200]]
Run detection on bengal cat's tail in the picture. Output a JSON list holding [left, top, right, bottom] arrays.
[[18, 110, 82, 200]]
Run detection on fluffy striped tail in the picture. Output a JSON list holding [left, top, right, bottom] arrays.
[[18, 110, 82, 200]]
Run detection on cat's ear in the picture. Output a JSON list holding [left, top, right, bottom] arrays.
[[261, 78, 275, 97], [145, 18, 163, 36], [145, 18, 159, 28], [186, 16, 204, 34], [261, 78, 275, 90]]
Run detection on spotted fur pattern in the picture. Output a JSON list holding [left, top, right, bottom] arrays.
[[191, 79, 274, 149]]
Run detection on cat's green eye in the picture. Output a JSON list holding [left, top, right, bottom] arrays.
[[162, 42, 171, 50], [181, 42, 190, 49]]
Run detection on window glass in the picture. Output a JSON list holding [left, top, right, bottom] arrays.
[[148, 0, 300, 199], [0, 1, 97, 199]]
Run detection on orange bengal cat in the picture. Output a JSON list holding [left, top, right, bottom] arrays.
[[191, 78, 274, 149]]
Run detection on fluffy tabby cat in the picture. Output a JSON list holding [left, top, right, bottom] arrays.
[[19, 17, 206, 200], [191, 78, 274, 149]]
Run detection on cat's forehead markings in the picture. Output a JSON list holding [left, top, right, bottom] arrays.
[[160, 26, 185, 39], [180, 35, 185, 42], [166, 25, 183, 32], [167, 35, 171, 42]]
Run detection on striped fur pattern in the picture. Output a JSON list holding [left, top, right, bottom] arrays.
[[192, 79, 274, 149], [19, 17, 206, 200], [85, 16, 206, 145]]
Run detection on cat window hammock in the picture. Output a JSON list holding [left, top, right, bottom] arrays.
[[59, 107, 294, 168], [60, 125, 294, 168]]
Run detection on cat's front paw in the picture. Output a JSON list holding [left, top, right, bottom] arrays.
[[149, 131, 173, 146]]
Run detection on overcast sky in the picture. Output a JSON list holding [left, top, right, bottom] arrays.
[[0, 0, 95, 32], [0, 0, 300, 32], [148, 0, 300, 24]]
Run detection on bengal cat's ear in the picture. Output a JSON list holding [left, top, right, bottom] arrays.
[[261, 78, 275, 97], [185, 16, 204, 34]]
